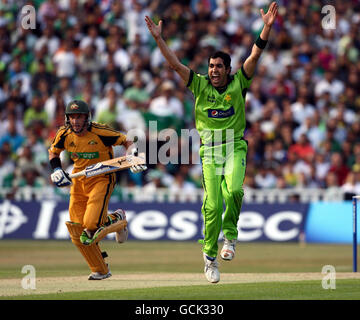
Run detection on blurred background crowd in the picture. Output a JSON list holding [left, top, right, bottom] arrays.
[[1, 0, 360, 201]]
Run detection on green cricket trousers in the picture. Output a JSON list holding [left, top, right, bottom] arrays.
[[199, 139, 247, 258]]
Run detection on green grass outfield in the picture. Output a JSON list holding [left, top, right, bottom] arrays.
[[0, 240, 359, 300]]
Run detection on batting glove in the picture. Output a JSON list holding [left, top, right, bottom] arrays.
[[130, 164, 147, 173], [130, 148, 147, 173], [51, 168, 72, 187]]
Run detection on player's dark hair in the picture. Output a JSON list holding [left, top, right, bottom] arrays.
[[208, 51, 231, 69]]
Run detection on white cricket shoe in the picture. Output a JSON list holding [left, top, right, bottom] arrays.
[[112, 209, 128, 243], [220, 238, 236, 261], [88, 270, 112, 280], [203, 253, 220, 283]]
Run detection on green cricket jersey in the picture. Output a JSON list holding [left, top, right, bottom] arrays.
[[187, 66, 252, 145]]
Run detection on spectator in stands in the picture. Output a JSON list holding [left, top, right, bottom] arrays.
[[31, 60, 54, 97], [123, 78, 150, 110], [341, 172, 359, 200], [0, 148, 15, 188], [0, 119, 25, 154], [324, 171, 340, 190], [126, 1, 150, 44], [77, 43, 103, 74], [23, 95, 49, 129], [254, 166, 277, 189], [315, 70, 345, 102], [53, 39, 77, 79], [79, 25, 106, 54], [34, 23, 60, 56], [8, 56, 31, 99], [14, 163, 46, 190], [142, 169, 167, 201], [45, 88, 70, 130], [38, 0, 59, 25], [169, 170, 197, 201], [103, 72, 123, 95], [314, 152, 330, 187], [328, 152, 350, 186], [123, 53, 152, 88], [100, 57, 123, 88], [290, 91, 315, 126], [147, 80, 183, 131], [288, 133, 315, 162], [119, 94, 147, 139], [95, 87, 126, 121], [0, 110, 24, 138], [96, 95, 120, 130]]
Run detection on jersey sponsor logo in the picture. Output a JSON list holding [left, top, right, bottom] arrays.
[[208, 106, 235, 118], [69, 152, 99, 160], [69, 142, 76, 148]]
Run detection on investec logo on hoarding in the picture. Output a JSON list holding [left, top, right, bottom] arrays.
[[127, 210, 303, 241], [0, 201, 28, 238], [0, 201, 305, 242]]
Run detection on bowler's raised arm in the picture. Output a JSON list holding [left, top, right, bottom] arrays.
[[145, 15, 190, 84], [243, 1, 278, 78]]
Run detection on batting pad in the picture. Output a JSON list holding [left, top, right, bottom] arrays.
[[65, 221, 109, 274]]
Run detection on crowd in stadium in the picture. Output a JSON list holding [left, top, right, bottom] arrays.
[[1, 0, 360, 200]]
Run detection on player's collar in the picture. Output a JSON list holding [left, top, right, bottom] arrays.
[[207, 74, 234, 94]]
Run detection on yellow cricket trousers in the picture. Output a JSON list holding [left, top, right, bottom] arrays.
[[69, 172, 116, 231]]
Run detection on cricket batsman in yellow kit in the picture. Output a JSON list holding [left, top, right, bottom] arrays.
[[49, 100, 147, 280]]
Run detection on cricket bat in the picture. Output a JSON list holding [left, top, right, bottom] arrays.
[[69, 153, 146, 178]]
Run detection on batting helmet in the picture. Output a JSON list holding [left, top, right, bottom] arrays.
[[65, 100, 90, 115], [65, 100, 92, 132]]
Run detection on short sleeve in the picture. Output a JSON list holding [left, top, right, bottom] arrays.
[[187, 70, 209, 98], [236, 66, 253, 90], [49, 127, 68, 155]]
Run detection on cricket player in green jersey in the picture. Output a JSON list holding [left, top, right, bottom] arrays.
[[145, 2, 278, 283]]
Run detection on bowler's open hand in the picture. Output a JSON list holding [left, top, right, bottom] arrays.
[[145, 15, 162, 39], [260, 1, 278, 27]]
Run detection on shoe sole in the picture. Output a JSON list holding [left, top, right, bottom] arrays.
[[205, 273, 220, 283], [207, 277, 220, 283], [88, 272, 112, 280]]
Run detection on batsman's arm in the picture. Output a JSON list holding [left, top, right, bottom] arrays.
[[145, 16, 190, 84], [243, 1, 278, 78], [49, 151, 62, 169]]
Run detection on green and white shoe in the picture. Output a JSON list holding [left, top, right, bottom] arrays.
[[220, 238, 236, 261]]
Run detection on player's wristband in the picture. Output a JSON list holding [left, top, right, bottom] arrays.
[[255, 36, 268, 50], [50, 157, 62, 170]]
